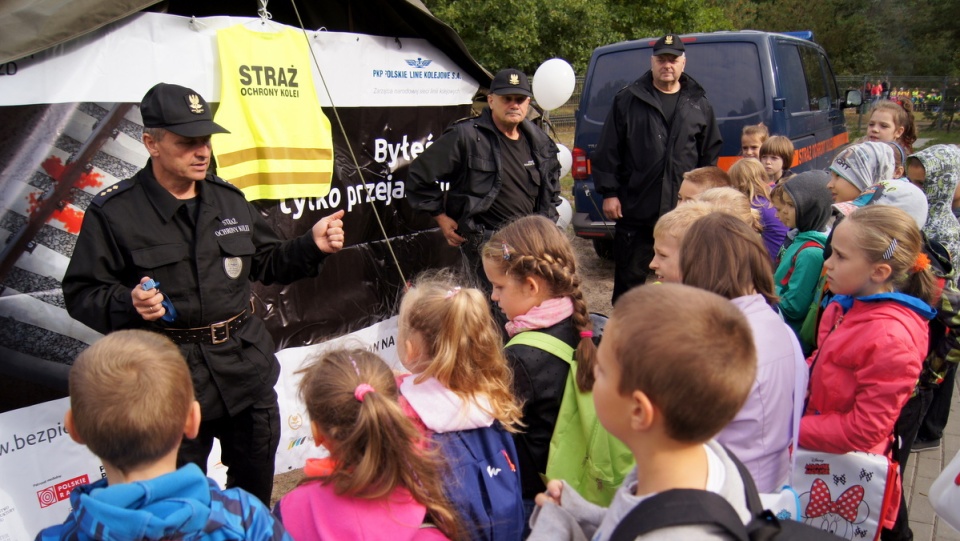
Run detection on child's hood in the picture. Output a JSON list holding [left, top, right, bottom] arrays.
[[783, 170, 834, 232], [67, 463, 217, 539], [399, 375, 495, 433], [912, 145, 960, 270], [829, 291, 937, 320], [829, 141, 895, 192], [912, 144, 960, 207]]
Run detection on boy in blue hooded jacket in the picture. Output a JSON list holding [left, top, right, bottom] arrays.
[[36, 330, 290, 541]]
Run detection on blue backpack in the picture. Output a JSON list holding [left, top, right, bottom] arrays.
[[433, 423, 524, 541]]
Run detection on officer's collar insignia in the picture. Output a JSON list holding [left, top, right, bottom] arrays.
[[665, 36, 674, 45], [187, 94, 204, 114], [509, 74, 520, 85]]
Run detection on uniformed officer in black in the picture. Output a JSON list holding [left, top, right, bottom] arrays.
[[62, 83, 345, 504]]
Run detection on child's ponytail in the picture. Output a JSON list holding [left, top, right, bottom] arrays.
[[901, 251, 939, 305], [297, 349, 464, 539]]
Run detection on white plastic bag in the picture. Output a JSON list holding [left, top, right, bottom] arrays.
[[930, 449, 960, 532]]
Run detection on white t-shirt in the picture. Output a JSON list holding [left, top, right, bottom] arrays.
[[592, 444, 726, 541]]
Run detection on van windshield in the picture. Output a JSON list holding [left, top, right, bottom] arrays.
[[584, 42, 765, 124]]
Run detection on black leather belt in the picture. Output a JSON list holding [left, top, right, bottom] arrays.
[[163, 311, 249, 345]]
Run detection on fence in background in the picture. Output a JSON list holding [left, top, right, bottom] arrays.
[[837, 75, 960, 132]]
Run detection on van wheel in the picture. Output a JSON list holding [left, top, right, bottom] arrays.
[[592, 239, 614, 260]]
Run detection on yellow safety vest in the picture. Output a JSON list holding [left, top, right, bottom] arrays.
[[213, 25, 334, 201]]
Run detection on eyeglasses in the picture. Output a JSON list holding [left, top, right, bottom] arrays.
[[497, 95, 529, 104]]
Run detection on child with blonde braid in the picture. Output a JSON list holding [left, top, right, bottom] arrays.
[[800, 206, 937, 539], [397, 271, 525, 540], [481, 216, 627, 511], [274, 348, 463, 541]]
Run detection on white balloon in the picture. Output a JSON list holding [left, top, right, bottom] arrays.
[[533, 58, 576, 111], [556, 144, 573, 179], [556, 196, 573, 230]]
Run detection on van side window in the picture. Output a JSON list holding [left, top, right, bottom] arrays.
[[584, 42, 765, 125], [682, 42, 764, 120], [583, 51, 635, 123], [799, 46, 830, 111], [775, 43, 810, 114], [819, 52, 840, 107]]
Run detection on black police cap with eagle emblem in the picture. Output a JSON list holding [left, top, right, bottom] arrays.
[[139, 83, 230, 137], [489, 69, 532, 97], [653, 34, 685, 57]]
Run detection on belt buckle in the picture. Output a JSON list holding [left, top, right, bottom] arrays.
[[210, 320, 230, 344]]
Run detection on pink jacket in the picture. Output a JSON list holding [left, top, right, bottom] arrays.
[[276, 459, 448, 541], [800, 293, 934, 454]]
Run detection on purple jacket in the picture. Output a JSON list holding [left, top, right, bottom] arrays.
[[717, 294, 803, 493], [754, 196, 788, 262]]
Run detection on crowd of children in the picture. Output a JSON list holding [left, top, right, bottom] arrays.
[[41, 99, 960, 541]]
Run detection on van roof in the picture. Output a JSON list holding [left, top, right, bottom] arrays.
[[592, 30, 821, 57]]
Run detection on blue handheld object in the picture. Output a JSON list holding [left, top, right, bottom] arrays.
[[141, 279, 178, 322]]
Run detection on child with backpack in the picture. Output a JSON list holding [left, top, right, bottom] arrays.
[[481, 215, 632, 511], [908, 146, 960, 449], [770, 171, 834, 349], [681, 212, 805, 494], [800, 206, 937, 540], [274, 348, 462, 541], [396, 271, 525, 540], [529, 283, 758, 539]]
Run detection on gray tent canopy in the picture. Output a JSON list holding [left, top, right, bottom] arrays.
[[0, 0, 492, 86]]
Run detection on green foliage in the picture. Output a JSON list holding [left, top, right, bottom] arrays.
[[425, 0, 960, 78], [713, 0, 960, 75], [424, 0, 727, 75]]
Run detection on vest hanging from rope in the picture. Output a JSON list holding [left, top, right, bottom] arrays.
[[213, 25, 334, 201]]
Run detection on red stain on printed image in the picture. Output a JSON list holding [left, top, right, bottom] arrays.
[[24, 156, 105, 234], [36, 474, 89, 508]]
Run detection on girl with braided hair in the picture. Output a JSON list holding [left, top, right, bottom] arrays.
[[480, 215, 598, 506]]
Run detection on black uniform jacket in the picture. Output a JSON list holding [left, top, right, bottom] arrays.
[[592, 71, 722, 228], [62, 162, 328, 418], [406, 107, 561, 235]]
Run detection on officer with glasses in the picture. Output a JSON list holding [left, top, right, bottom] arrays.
[[408, 68, 562, 296]]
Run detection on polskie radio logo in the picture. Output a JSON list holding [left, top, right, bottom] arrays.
[[36, 474, 89, 508]]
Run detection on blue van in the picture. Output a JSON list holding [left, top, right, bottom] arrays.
[[571, 30, 861, 257]]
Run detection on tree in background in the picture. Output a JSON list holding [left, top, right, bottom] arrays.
[[425, 0, 960, 79], [715, 0, 960, 76], [424, 0, 725, 75]]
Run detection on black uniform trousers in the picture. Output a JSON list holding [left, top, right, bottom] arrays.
[[177, 395, 280, 506]]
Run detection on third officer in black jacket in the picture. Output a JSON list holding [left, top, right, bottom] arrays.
[[407, 68, 561, 295], [593, 34, 722, 303]]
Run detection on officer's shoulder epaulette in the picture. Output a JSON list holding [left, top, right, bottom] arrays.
[[90, 178, 134, 207], [207, 175, 246, 196], [453, 113, 480, 125]]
